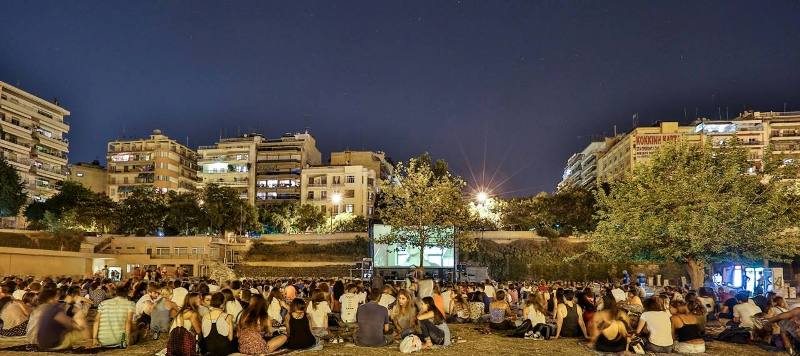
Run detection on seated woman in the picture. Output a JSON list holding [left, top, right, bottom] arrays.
[[488, 290, 515, 330], [0, 289, 32, 336], [589, 293, 630, 353], [238, 294, 287, 355], [306, 289, 331, 337], [467, 290, 485, 323], [636, 297, 673, 353], [447, 292, 470, 323], [201, 292, 237, 356], [286, 298, 319, 350], [266, 288, 288, 327], [519, 292, 551, 339], [390, 290, 417, 339], [670, 299, 706, 354], [417, 296, 450, 348]]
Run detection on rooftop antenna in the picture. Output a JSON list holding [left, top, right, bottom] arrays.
[[186, 136, 189, 147], [718, 107, 722, 120], [632, 113, 639, 128], [683, 107, 688, 121], [785, 102, 789, 112], [726, 107, 729, 120], [613, 125, 618, 137]]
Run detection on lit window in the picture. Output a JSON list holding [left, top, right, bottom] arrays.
[[76, 172, 84, 177], [267, 179, 278, 188], [345, 204, 354, 213], [256, 192, 267, 200], [346, 176, 355, 183]]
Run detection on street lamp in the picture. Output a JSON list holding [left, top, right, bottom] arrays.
[[476, 191, 489, 204], [330, 193, 342, 231]]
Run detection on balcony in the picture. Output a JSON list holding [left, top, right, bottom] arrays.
[[307, 183, 328, 187], [0, 120, 32, 138], [151, 253, 207, 260], [33, 146, 67, 165], [33, 129, 69, 151], [32, 165, 67, 180], [0, 137, 32, 155]]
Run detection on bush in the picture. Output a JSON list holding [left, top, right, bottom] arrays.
[[0, 232, 80, 252], [246, 236, 369, 262]]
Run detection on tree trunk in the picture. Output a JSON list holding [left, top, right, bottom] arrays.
[[419, 244, 425, 274], [685, 258, 705, 290]]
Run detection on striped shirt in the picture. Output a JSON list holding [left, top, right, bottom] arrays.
[[97, 297, 134, 346]]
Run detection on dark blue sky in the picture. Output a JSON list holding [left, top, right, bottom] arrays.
[[2, 1, 799, 196]]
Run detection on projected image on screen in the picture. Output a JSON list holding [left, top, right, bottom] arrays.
[[372, 224, 455, 268]]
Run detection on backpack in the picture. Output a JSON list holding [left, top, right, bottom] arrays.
[[167, 315, 198, 356]]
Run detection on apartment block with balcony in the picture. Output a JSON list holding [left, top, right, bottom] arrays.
[[255, 132, 321, 205], [558, 140, 607, 191], [66, 161, 108, 194], [301, 165, 377, 217], [0, 81, 70, 202], [693, 118, 767, 173], [330, 150, 393, 182], [107, 129, 198, 201], [198, 134, 262, 205], [597, 122, 701, 182]]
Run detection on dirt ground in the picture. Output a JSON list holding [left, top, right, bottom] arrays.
[[0, 324, 781, 356]]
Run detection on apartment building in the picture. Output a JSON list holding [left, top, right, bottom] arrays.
[[198, 134, 262, 204], [0, 82, 70, 202], [596, 122, 702, 182], [330, 150, 393, 181], [106, 129, 198, 201], [693, 118, 767, 173], [300, 165, 377, 217], [255, 132, 321, 205], [66, 161, 108, 194], [558, 140, 609, 191]]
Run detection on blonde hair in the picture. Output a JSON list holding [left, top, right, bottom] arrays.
[[160, 287, 173, 299]]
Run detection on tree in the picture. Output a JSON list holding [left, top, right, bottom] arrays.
[[258, 203, 293, 233], [499, 187, 597, 237], [375, 156, 471, 270], [203, 184, 258, 236], [79, 193, 119, 234], [164, 191, 205, 235], [43, 210, 85, 251], [118, 187, 167, 236], [293, 204, 325, 232], [591, 141, 800, 288], [0, 158, 27, 218]]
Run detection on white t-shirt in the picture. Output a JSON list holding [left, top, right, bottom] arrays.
[[12, 290, 26, 301], [378, 293, 396, 310], [483, 284, 496, 299], [418, 279, 434, 299], [268, 299, 283, 324], [525, 305, 546, 325], [339, 293, 360, 323], [733, 302, 762, 328], [172, 287, 188, 307], [441, 290, 452, 314], [306, 301, 331, 328], [639, 311, 673, 347]]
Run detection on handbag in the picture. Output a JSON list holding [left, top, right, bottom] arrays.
[[399, 334, 423, 353]]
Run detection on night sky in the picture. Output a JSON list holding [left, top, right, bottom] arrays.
[[2, 1, 799, 196]]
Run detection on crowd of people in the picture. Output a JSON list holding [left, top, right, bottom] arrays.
[[0, 272, 796, 355]]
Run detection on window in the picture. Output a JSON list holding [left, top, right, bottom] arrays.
[[368, 192, 374, 201], [235, 154, 248, 161], [192, 247, 204, 255], [368, 178, 374, 186], [346, 176, 355, 183], [368, 207, 374, 215], [155, 247, 170, 256], [345, 204, 354, 213], [307, 191, 314, 199], [333, 176, 341, 185], [333, 205, 340, 214], [76, 172, 84, 177], [267, 179, 278, 188], [257, 180, 267, 187], [174, 247, 188, 256], [345, 190, 355, 198], [320, 191, 327, 199], [257, 192, 267, 200]]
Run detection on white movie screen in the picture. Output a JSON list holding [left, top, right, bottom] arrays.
[[372, 224, 455, 268]]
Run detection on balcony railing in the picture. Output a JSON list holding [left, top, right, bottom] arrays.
[[151, 253, 208, 260]]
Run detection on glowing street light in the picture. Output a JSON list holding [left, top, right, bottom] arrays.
[[331, 193, 342, 205], [476, 191, 489, 204]]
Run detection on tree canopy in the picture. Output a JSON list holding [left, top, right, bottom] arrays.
[[375, 156, 471, 268], [500, 187, 597, 237], [0, 158, 27, 218], [118, 186, 168, 236], [591, 140, 800, 287]]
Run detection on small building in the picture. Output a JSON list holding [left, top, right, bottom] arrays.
[[66, 161, 107, 194], [301, 165, 377, 218]]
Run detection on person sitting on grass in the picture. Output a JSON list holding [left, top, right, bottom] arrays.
[[447, 292, 470, 324], [391, 289, 418, 339], [36, 289, 79, 350], [285, 298, 319, 350], [636, 297, 673, 353], [417, 296, 450, 348], [306, 289, 331, 338], [670, 299, 705, 354], [93, 284, 139, 348], [201, 292, 236, 356], [488, 290, 515, 330], [238, 294, 287, 355], [555, 289, 588, 339], [354, 288, 392, 347], [518, 292, 551, 339], [589, 293, 629, 353]]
